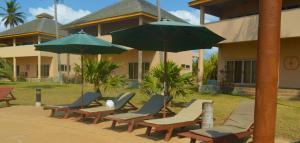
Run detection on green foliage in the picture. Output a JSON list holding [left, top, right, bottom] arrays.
[[203, 53, 218, 84], [141, 61, 194, 97], [192, 59, 198, 77], [0, 0, 25, 28], [0, 58, 14, 81], [82, 59, 126, 93]]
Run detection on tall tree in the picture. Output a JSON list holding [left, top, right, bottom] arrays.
[[0, 0, 25, 28]]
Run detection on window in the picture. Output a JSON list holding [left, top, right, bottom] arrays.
[[41, 65, 50, 77], [225, 60, 256, 84], [26, 64, 30, 71], [128, 63, 150, 80], [181, 64, 191, 70], [16, 65, 20, 76], [59, 64, 70, 72]]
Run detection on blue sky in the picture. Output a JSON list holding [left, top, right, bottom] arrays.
[[0, 0, 219, 58]]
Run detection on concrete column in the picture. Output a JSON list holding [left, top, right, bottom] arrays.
[[198, 6, 205, 87], [97, 24, 102, 62], [13, 38, 16, 47], [97, 24, 101, 38], [37, 35, 41, 44], [38, 55, 41, 81], [138, 17, 143, 83], [67, 54, 70, 77], [57, 54, 62, 83], [13, 57, 17, 81]]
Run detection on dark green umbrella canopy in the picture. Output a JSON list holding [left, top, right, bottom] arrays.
[[35, 31, 128, 54], [111, 19, 224, 52], [34, 31, 127, 107], [111, 19, 224, 117]]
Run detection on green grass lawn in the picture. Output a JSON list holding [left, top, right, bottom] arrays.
[[1, 82, 300, 141]]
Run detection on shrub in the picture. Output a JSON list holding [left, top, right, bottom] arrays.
[[141, 61, 194, 97], [0, 58, 14, 81], [82, 59, 126, 93]]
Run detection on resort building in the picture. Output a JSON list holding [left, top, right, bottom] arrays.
[[190, 0, 300, 92], [0, 0, 195, 82], [0, 13, 80, 81], [62, 0, 194, 83]]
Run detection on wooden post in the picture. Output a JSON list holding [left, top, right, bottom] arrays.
[[138, 17, 143, 83], [253, 0, 282, 142], [198, 6, 205, 88]]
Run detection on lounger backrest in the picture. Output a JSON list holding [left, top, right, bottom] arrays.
[[224, 101, 255, 130], [70, 92, 101, 107], [113, 92, 135, 109], [175, 99, 213, 120], [0, 87, 13, 99], [136, 95, 172, 115]]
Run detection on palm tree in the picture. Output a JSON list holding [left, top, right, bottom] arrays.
[[0, 0, 25, 28], [79, 59, 126, 93]]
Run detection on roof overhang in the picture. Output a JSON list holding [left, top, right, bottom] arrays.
[[189, 0, 228, 9], [0, 32, 62, 39], [62, 12, 157, 30]]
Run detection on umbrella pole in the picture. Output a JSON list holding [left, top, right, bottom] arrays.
[[81, 54, 84, 108], [163, 48, 168, 118]]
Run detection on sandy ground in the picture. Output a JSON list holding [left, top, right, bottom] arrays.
[[0, 106, 190, 143], [0, 106, 291, 143]]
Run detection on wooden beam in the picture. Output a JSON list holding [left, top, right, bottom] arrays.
[[253, 0, 282, 142]]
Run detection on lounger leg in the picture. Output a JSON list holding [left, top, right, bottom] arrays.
[[164, 128, 174, 141], [190, 138, 196, 143], [145, 126, 152, 136], [5, 100, 10, 107], [128, 120, 135, 132], [111, 120, 117, 128], [93, 114, 102, 124], [77, 113, 86, 121], [64, 110, 70, 119], [50, 109, 56, 117]]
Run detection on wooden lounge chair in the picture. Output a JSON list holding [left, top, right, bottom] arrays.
[[73, 92, 137, 123], [104, 95, 173, 132], [178, 101, 255, 143], [139, 99, 213, 141], [0, 87, 16, 107], [44, 92, 102, 118]]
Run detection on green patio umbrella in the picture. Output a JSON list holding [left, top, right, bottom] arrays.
[[111, 19, 224, 116], [35, 31, 128, 107]]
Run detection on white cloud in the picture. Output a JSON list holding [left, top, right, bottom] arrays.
[[28, 4, 91, 24], [169, 9, 219, 25], [170, 10, 200, 25], [0, 17, 7, 32], [204, 47, 218, 59]]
